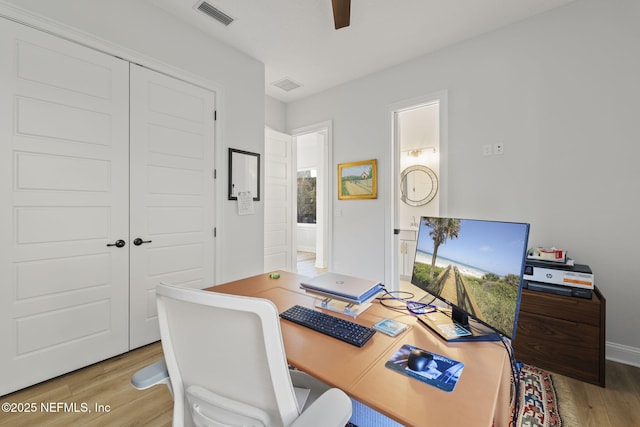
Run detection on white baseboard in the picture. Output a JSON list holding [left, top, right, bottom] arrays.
[[606, 341, 640, 368]]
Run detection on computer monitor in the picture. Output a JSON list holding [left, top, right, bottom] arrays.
[[411, 216, 530, 341]]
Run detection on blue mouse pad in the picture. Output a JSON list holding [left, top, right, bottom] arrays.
[[385, 344, 464, 392]]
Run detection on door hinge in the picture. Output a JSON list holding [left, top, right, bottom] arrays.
[[213, 110, 217, 121], [213, 169, 216, 179], [213, 228, 217, 237]]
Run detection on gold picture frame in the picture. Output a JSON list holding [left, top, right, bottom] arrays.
[[338, 159, 377, 200]]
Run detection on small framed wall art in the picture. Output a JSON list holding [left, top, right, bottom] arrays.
[[338, 159, 377, 200]]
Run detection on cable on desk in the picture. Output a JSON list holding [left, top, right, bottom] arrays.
[[377, 286, 438, 315], [376, 286, 415, 313], [378, 285, 414, 301], [499, 336, 521, 427]]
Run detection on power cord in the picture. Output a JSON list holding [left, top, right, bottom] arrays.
[[499, 336, 521, 427], [376, 285, 415, 313]]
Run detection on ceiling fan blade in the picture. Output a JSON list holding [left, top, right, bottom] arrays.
[[331, 0, 351, 29]]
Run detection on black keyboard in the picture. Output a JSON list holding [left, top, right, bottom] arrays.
[[279, 305, 376, 347]]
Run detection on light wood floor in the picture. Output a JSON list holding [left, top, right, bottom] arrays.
[[2, 341, 640, 426], [0, 342, 172, 427], [552, 359, 640, 426], [296, 251, 327, 277]]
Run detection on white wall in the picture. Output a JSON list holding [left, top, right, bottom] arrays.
[[1, 0, 266, 283], [296, 224, 316, 252], [287, 0, 640, 364], [265, 95, 287, 133]]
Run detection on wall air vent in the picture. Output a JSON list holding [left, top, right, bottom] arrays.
[[196, 1, 234, 26], [272, 77, 302, 92]]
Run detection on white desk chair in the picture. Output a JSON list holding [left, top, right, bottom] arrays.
[[131, 283, 352, 427]]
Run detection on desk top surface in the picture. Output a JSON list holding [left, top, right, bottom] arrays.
[[206, 271, 510, 427]]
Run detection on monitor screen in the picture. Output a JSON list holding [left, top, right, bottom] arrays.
[[411, 216, 530, 339]]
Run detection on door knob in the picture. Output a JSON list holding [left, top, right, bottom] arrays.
[[107, 239, 126, 248], [133, 238, 152, 246]]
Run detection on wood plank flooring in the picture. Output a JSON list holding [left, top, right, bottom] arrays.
[[0, 343, 172, 427], [296, 251, 327, 277], [552, 359, 640, 426]]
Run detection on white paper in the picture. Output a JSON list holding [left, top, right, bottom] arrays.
[[237, 191, 254, 215]]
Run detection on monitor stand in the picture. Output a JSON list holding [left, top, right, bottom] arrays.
[[417, 306, 501, 342]]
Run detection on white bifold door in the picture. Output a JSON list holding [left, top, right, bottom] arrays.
[[0, 18, 215, 395], [129, 65, 215, 349]]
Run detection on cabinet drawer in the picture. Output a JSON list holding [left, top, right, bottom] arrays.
[[519, 288, 601, 326], [514, 311, 600, 384]]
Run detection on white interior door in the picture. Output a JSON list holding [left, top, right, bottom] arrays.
[[264, 128, 294, 272], [0, 18, 130, 395], [129, 65, 216, 348]]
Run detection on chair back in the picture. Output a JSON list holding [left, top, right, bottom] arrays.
[[156, 283, 301, 427]]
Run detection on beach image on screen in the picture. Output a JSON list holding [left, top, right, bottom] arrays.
[[411, 217, 529, 337]]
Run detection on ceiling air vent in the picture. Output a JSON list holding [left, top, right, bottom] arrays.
[[272, 77, 302, 92], [196, 1, 234, 26]]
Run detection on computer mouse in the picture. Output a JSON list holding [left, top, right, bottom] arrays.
[[407, 349, 433, 371]]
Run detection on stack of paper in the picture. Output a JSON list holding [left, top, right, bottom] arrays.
[[527, 247, 568, 263]]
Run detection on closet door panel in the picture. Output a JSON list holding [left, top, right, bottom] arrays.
[[0, 19, 129, 395], [129, 64, 215, 349]]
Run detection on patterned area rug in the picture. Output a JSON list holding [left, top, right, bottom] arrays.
[[512, 364, 562, 427]]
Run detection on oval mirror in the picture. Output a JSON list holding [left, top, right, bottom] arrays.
[[400, 165, 438, 206]]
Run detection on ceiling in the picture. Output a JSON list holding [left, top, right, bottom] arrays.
[[147, 0, 575, 103]]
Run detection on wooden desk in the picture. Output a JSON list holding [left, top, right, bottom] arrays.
[[207, 271, 511, 427]]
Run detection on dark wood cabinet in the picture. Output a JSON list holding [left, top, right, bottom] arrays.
[[513, 286, 606, 387]]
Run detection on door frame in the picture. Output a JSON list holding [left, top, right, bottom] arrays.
[[385, 92, 449, 292], [290, 120, 333, 272]]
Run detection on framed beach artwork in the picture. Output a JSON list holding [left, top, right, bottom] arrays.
[[337, 159, 377, 200]]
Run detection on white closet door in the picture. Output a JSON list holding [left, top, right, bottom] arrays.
[[129, 65, 216, 348], [0, 19, 130, 395]]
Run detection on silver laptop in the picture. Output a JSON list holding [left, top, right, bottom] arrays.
[[300, 272, 382, 304]]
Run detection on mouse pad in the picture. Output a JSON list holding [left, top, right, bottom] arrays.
[[385, 344, 464, 392]]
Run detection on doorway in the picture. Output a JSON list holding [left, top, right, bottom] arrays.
[[264, 122, 332, 277], [387, 92, 448, 292], [292, 123, 331, 277], [295, 131, 325, 273]]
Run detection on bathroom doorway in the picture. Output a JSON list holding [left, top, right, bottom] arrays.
[[387, 92, 448, 291]]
